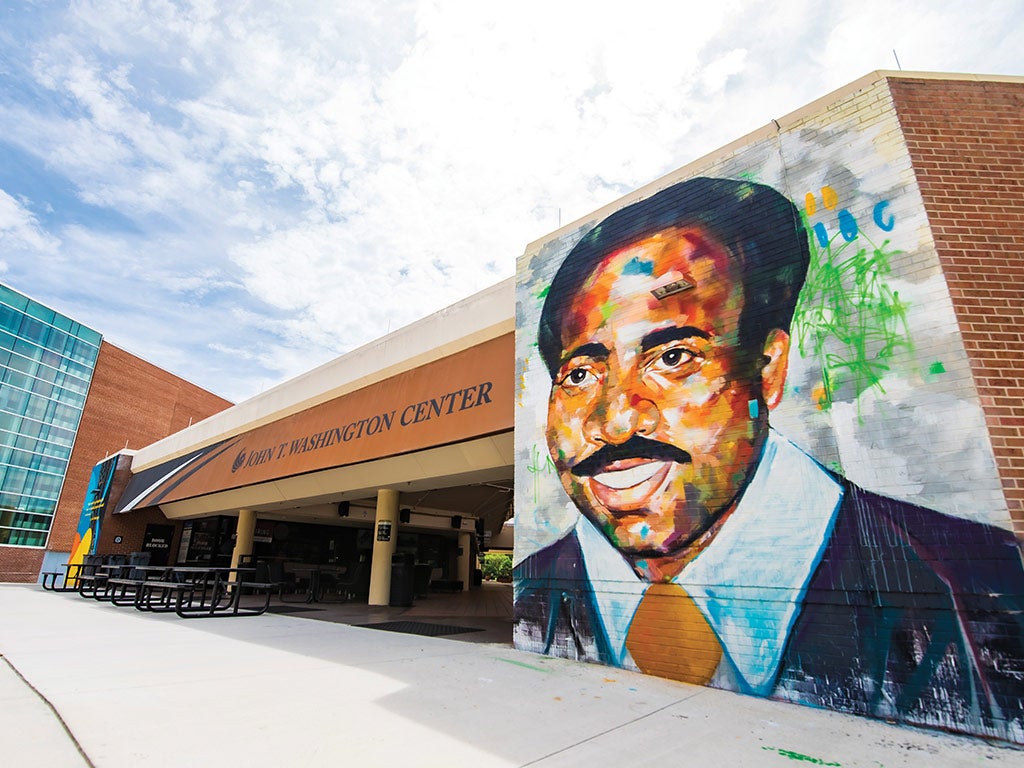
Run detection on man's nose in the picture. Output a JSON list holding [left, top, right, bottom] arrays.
[[585, 381, 659, 445]]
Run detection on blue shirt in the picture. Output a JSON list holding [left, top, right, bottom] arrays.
[[575, 431, 843, 695]]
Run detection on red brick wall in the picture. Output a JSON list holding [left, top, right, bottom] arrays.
[[890, 77, 1024, 537], [0, 547, 44, 582], [0, 341, 231, 581]]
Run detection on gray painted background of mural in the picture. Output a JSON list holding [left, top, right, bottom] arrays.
[[514, 79, 1009, 561]]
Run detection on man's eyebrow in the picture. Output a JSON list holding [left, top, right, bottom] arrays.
[[559, 342, 609, 368], [640, 326, 710, 352]]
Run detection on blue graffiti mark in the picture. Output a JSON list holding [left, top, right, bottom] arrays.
[[813, 222, 830, 249], [622, 257, 655, 276], [873, 200, 895, 231], [838, 209, 858, 242], [810, 199, 895, 246]]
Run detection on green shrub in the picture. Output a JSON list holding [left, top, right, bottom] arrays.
[[481, 552, 513, 582]]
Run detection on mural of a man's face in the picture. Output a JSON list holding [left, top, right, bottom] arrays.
[[546, 225, 789, 560]]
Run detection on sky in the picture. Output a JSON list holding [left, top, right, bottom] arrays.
[[1, 1, 1022, 403]]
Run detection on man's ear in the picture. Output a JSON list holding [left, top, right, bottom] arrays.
[[760, 329, 790, 410]]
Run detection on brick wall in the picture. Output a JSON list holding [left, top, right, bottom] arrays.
[[890, 77, 1024, 538], [0, 341, 231, 581], [0, 547, 44, 582]]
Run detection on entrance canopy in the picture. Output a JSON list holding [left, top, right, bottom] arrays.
[[114, 279, 514, 533]]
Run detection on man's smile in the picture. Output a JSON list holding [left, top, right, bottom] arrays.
[[569, 436, 691, 514], [593, 459, 667, 489], [587, 459, 674, 512]]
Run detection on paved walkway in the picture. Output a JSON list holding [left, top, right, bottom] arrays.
[[1, 584, 1020, 767]]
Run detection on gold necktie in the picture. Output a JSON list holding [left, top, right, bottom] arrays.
[[625, 581, 723, 685]]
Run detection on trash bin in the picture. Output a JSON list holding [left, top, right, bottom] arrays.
[[413, 563, 432, 598], [389, 552, 415, 607]]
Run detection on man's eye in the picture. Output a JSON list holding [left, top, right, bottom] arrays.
[[647, 347, 698, 374], [660, 348, 693, 367], [559, 366, 597, 388]]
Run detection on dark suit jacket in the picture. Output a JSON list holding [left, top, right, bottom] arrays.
[[514, 481, 1024, 742]]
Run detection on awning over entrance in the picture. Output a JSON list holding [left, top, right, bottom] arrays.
[[115, 333, 514, 518]]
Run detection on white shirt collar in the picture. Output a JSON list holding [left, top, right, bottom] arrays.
[[575, 430, 843, 694]]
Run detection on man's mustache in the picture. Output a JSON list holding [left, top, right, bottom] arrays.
[[571, 435, 692, 477]]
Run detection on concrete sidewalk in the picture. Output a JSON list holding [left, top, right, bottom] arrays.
[[1, 585, 1019, 767]]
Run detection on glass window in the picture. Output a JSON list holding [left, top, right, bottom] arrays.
[[29, 472, 63, 498], [23, 394, 48, 421], [16, 316, 50, 346], [58, 373, 90, 396], [0, 306, 24, 335], [0, 489, 55, 513], [4, 370, 33, 392], [6, 352, 38, 378], [0, 527, 48, 547], [1, 465, 30, 490], [31, 377, 54, 399], [64, 358, 94, 380], [69, 337, 100, 365], [0, 287, 100, 547], [0, 509, 52, 529], [24, 300, 55, 326], [13, 335, 43, 362], [0, 387, 29, 414]]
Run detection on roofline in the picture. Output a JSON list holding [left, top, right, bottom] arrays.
[[527, 70, 1024, 251], [131, 277, 515, 471]]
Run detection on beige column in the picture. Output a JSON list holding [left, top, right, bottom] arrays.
[[368, 489, 400, 606], [457, 531, 472, 592], [230, 508, 257, 571]]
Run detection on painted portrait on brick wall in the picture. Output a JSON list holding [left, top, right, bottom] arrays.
[[513, 85, 1024, 743]]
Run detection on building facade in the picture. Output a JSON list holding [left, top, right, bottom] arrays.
[[515, 72, 1024, 743], [42, 71, 1023, 745], [0, 284, 233, 582], [0, 284, 101, 555]]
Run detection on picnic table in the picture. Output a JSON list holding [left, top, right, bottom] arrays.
[[41, 555, 106, 592], [47, 557, 279, 618], [282, 562, 366, 604], [41, 561, 90, 592], [168, 565, 277, 618], [106, 564, 177, 606], [119, 565, 275, 617]]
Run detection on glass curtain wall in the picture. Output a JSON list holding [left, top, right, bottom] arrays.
[[0, 285, 101, 547]]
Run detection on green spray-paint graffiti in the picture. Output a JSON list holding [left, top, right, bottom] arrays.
[[792, 190, 913, 417], [526, 442, 557, 505], [761, 746, 842, 766]]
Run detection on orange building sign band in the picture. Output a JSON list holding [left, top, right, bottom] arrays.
[[117, 333, 514, 510]]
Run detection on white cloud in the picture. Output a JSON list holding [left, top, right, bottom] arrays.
[[0, 0, 1021, 401], [0, 189, 60, 255]]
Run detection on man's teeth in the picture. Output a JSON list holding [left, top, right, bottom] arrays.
[[592, 462, 664, 489]]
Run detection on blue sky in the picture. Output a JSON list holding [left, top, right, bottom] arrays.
[[1, 1, 1022, 402]]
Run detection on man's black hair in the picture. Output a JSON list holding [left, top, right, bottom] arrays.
[[538, 176, 811, 378]]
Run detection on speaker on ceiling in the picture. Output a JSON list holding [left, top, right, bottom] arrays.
[[451, 515, 462, 529], [399, 508, 411, 524], [337, 501, 350, 518]]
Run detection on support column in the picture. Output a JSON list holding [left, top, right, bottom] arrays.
[[230, 508, 256, 570], [368, 489, 400, 606], [457, 531, 472, 592]]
